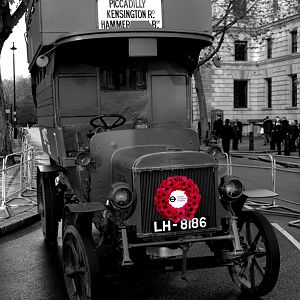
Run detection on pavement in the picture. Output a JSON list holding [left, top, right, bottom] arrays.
[[0, 131, 299, 237], [226, 136, 300, 167], [207, 135, 300, 156]]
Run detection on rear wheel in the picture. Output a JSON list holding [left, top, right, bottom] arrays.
[[37, 169, 58, 244], [63, 225, 101, 300], [228, 211, 280, 296]]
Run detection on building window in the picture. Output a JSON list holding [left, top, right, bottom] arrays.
[[291, 30, 297, 53], [235, 41, 247, 61], [266, 78, 272, 108], [234, 80, 248, 108], [291, 74, 298, 107], [267, 38, 272, 59]]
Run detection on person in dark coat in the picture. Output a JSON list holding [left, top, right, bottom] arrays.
[[221, 119, 233, 156], [236, 119, 243, 143], [280, 117, 292, 155], [263, 116, 273, 145], [272, 117, 283, 155], [197, 119, 201, 145], [213, 115, 223, 140], [290, 120, 299, 151], [281, 117, 289, 135], [232, 121, 239, 150]]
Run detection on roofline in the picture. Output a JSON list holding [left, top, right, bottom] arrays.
[[53, 29, 213, 46]]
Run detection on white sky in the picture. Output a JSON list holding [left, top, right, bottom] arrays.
[[0, 15, 30, 80]]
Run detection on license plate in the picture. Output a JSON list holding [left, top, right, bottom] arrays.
[[153, 217, 207, 233]]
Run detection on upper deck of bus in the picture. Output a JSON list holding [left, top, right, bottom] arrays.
[[26, 0, 212, 70]]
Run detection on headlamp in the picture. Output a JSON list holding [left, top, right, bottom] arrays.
[[76, 152, 91, 166], [109, 182, 133, 209], [219, 176, 244, 202], [207, 146, 222, 159]]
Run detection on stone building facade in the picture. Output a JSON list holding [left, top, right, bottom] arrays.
[[193, 13, 300, 135]]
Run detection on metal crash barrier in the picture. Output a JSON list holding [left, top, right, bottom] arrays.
[[273, 155, 300, 228], [218, 152, 231, 179], [229, 152, 275, 190], [0, 132, 37, 219], [229, 152, 300, 227]]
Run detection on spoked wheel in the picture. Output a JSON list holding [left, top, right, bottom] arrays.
[[229, 211, 280, 296], [37, 169, 58, 244], [63, 225, 101, 300]]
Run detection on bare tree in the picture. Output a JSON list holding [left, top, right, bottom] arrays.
[[3, 76, 35, 126], [0, 0, 29, 155]]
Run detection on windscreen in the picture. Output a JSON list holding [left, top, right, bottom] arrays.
[[100, 67, 151, 124]]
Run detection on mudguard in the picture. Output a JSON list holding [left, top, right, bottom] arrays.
[[38, 165, 65, 174], [65, 202, 106, 213], [243, 189, 278, 198]]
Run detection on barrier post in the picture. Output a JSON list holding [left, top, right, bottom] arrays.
[[225, 153, 231, 175], [249, 124, 254, 150], [270, 131, 275, 150], [0, 158, 10, 218], [271, 154, 276, 192], [284, 133, 290, 156], [1, 158, 5, 203]]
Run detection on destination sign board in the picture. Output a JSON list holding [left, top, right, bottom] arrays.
[[98, 0, 162, 29]]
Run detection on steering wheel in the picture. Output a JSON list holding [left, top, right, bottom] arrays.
[[90, 114, 126, 130]]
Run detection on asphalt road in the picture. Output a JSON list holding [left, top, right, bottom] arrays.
[[0, 217, 299, 300]]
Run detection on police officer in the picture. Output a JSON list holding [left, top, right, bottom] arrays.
[[221, 119, 233, 156], [272, 116, 283, 155], [290, 120, 299, 151], [213, 115, 223, 141]]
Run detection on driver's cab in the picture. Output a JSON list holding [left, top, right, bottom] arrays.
[[54, 41, 192, 155]]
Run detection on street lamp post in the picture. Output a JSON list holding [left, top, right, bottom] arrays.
[[11, 42, 17, 139]]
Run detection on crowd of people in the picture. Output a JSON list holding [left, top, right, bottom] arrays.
[[262, 115, 299, 155], [211, 115, 300, 156], [212, 115, 243, 155]]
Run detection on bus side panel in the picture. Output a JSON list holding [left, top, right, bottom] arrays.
[[36, 80, 54, 128], [26, 0, 42, 64], [41, 0, 97, 45]]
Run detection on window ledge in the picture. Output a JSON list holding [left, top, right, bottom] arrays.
[[233, 108, 252, 110], [284, 106, 298, 110]]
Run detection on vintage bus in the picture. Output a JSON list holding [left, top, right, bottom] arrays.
[[26, 0, 280, 299]]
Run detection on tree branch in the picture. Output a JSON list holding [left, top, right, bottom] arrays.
[[11, 0, 29, 28], [214, 0, 261, 36], [199, 0, 263, 68], [213, 0, 234, 30]]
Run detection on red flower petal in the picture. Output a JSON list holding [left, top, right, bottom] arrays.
[[185, 213, 194, 220], [172, 216, 180, 223]]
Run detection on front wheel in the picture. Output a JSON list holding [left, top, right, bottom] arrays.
[[37, 169, 59, 244], [63, 225, 101, 300], [228, 211, 280, 296]]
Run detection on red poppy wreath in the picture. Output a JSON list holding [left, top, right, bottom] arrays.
[[154, 176, 201, 223]]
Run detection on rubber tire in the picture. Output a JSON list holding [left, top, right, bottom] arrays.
[[37, 169, 58, 244], [228, 211, 280, 296], [63, 225, 101, 300]]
